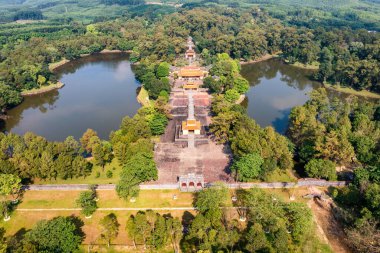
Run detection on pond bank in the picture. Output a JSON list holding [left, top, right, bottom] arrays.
[[288, 61, 319, 70], [136, 86, 151, 107], [240, 53, 279, 65], [323, 83, 380, 99], [4, 53, 141, 140], [242, 55, 379, 100], [20, 81, 65, 96], [49, 50, 133, 72], [235, 94, 246, 104]]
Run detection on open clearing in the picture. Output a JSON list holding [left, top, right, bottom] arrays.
[[1, 188, 349, 252]]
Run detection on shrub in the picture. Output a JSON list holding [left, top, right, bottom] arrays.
[[304, 159, 337, 180], [224, 89, 240, 103]]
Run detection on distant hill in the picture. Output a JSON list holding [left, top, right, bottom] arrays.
[[0, 0, 379, 30], [0, 0, 150, 23]]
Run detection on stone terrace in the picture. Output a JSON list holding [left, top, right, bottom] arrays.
[[154, 141, 232, 184]]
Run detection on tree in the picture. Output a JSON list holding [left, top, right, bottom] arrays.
[[232, 153, 264, 182], [0, 83, 22, 112], [23, 216, 83, 253], [116, 172, 141, 201], [133, 212, 151, 250], [314, 130, 355, 164], [216, 222, 240, 252], [224, 89, 240, 103], [304, 159, 337, 180], [126, 216, 138, 249], [55, 154, 73, 180], [209, 110, 241, 144], [285, 202, 313, 244], [148, 113, 168, 135], [37, 75, 46, 86], [196, 183, 228, 226], [80, 129, 98, 153], [92, 141, 113, 169], [0, 202, 10, 221], [233, 76, 250, 94], [245, 223, 270, 252], [150, 214, 168, 250], [364, 183, 380, 211], [317, 47, 333, 82], [0, 174, 22, 201], [210, 53, 240, 77], [76, 190, 97, 217], [0, 228, 6, 253], [116, 153, 157, 200], [40, 151, 55, 180], [156, 62, 170, 78], [166, 217, 182, 252], [100, 213, 119, 248], [72, 156, 92, 178], [186, 214, 214, 250], [113, 142, 128, 165], [203, 77, 222, 93]]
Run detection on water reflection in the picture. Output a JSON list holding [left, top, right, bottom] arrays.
[[241, 58, 322, 134], [3, 53, 141, 141]]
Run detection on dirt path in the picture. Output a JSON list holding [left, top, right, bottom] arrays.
[[308, 190, 352, 253]]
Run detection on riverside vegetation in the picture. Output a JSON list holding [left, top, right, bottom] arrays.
[[0, 1, 379, 252], [1, 5, 379, 116]]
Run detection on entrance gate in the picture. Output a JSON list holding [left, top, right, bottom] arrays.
[[179, 173, 204, 192]]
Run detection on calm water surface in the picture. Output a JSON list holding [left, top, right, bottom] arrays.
[[241, 58, 323, 134], [4, 53, 141, 141]]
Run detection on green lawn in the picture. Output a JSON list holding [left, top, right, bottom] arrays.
[[0, 187, 333, 251], [33, 159, 123, 185], [290, 61, 320, 70]]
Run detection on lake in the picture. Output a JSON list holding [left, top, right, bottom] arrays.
[[3, 53, 141, 141], [241, 58, 323, 134]]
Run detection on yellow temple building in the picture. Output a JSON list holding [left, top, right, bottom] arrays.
[[182, 119, 201, 135]]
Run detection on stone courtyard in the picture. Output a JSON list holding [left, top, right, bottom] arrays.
[[153, 36, 233, 185], [154, 141, 232, 184]]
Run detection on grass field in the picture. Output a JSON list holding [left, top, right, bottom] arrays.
[[33, 159, 123, 185], [0, 187, 332, 251], [16, 189, 195, 209]]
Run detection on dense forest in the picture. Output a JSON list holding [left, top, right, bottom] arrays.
[[0, 6, 379, 116], [287, 88, 380, 252], [0, 1, 380, 252]]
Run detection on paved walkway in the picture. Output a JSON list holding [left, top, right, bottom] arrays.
[[188, 133, 195, 148], [23, 180, 348, 191], [16, 206, 252, 212], [187, 91, 195, 119]]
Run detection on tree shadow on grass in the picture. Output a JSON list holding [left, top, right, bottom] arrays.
[[68, 215, 86, 242], [6, 228, 29, 252]]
